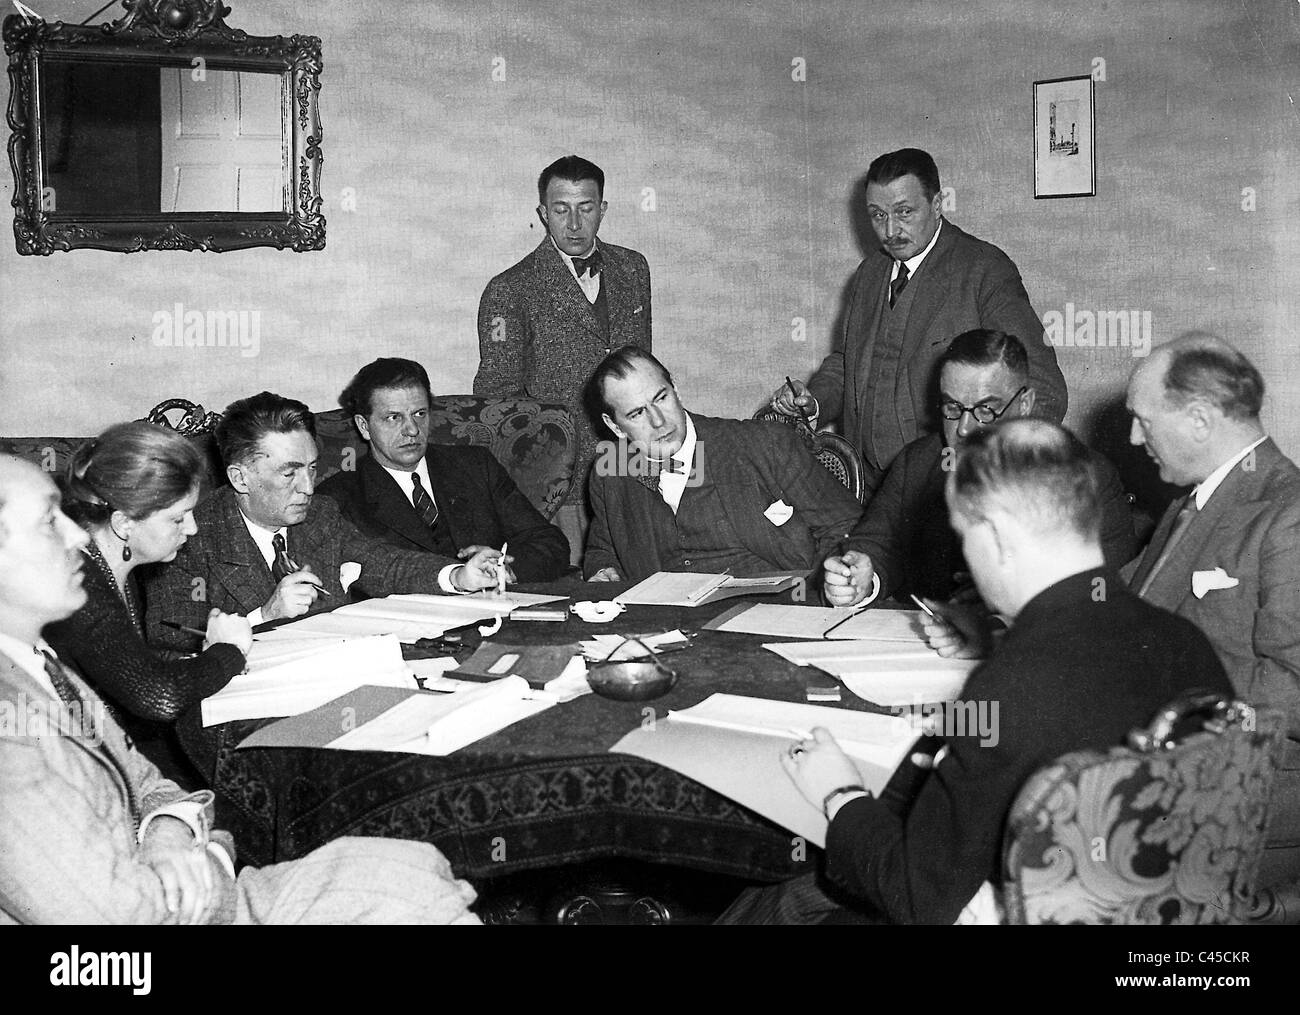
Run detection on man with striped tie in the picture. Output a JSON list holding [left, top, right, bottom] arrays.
[[145, 391, 500, 654], [316, 358, 569, 585]]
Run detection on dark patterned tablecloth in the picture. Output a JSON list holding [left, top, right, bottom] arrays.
[[205, 580, 895, 881]]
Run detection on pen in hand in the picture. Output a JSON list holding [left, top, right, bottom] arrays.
[[162, 620, 209, 638], [496, 542, 508, 596], [785, 376, 814, 429]]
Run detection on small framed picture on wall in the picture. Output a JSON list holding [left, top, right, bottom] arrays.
[[1034, 74, 1095, 198]]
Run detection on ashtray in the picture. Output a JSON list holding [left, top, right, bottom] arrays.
[[585, 635, 679, 701], [571, 600, 626, 623]]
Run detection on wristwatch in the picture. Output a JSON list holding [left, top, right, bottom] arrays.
[[822, 783, 869, 818]]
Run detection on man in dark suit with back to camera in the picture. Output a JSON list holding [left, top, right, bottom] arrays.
[[771, 148, 1067, 494], [583, 347, 864, 585], [145, 391, 500, 654], [316, 357, 569, 583], [719, 420, 1231, 924], [475, 155, 652, 564]]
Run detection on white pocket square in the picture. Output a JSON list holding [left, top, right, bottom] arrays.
[[764, 499, 794, 526], [340, 561, 362, 593], [1192, 567, 1239, 599]]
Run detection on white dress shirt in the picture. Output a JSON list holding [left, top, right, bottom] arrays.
[[657, 414, 698, 514], [555, 240, 602, 304], [1193, 435, 1267, 510], [376, 459, 466, 594]]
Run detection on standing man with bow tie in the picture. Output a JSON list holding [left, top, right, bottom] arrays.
[[771, 148, 1067, 495], [476, 155, 652, 566]]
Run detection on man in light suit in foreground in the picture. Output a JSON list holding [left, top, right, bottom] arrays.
[[0, 455, 479, 924], [1123, 332, 1300, 905]]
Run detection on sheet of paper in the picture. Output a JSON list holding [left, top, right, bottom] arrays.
[[465, 591, 569, 609], [763, 640, 937, 666], [614, 571, 730, 606], [580, 629, 690, 661], [611, 693, 917, 847], [704, 603, 857, 639], [201, 634, 412, 726], [835, 660, 975, 706], [823, 609, 928, 642]]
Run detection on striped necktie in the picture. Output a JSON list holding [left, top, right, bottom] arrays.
[[271, 531, 294, 583], [1137, 494, 1198, 596], [411, 472, 440, 530], [40, 648, 140, 825]]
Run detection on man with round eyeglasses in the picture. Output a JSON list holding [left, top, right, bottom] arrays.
[[822, 329, 1135, 608]]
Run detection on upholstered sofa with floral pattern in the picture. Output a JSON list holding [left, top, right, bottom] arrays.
[[0, 395, 577, 520]]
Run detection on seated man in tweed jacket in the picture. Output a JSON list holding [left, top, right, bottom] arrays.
[[583, 348, 864, 584], [0, 455, 480, 925], [145, 391, 499, 653]]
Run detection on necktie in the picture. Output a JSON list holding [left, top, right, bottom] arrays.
[[271, 531, 295, 583], [40, 648, 139, 824], [411, 472, 440, 530], [573, 249, 603, 278], [1137, 494, 1197, 596], [889, 261, 910, 308]]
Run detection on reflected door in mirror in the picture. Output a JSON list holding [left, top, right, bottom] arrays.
[[160, 69, 283, 212], [40, 61, 284, 215]]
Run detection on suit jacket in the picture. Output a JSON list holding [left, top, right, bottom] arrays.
[[474, 237, 652, 501], [1122, 438, 1300, 741], [807, 220, 1067, 483], [1121, 438, 1300, 878], [0, 647, 231, 923], [0, 649, 478, 924], [824, 569, 1231, 924], [583, 414, 864, 581], [848, 431, 1137, 601], [143, 486, 457, 653], [315, 443, 569, 583]]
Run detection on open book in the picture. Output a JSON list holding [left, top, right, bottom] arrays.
[[611, 693, 918, 846], [614, 571, 801, 607]]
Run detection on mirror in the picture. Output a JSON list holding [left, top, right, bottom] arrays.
[[3, 0, 324, 253]]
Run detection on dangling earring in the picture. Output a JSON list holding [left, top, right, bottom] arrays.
[[122, 540, 132, 562]]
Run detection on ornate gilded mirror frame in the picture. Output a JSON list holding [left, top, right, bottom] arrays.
[[3, 0, 324, 253]]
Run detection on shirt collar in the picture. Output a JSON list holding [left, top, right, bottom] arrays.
[[1193, 435, 1267, 510], [552, 237, 598, 277], [379, 456, 433, 503], [0, 631, 59, 698], [671, 413, 697, 472], [237, 507, 284, 567], [894, 217, 943, 279]]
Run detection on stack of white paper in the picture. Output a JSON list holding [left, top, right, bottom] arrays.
[[328, 676, 555, 755], [579, 629, 690, 661], [253, 593, 524, 645], [201, 633, 412, 726], [763, 640, 977, 705]]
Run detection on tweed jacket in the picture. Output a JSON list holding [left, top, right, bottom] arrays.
[[807, 220, 1067, 483], [474, 237, 652, 501], [143, 486, 457, 653], [0, 649, 479, 924], [0, 647, 232, 923], [315, 443, 570, 582], [583, 414, 864, 581]]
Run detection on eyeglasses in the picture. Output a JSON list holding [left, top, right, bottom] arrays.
[[940, 386, 1028, 425]]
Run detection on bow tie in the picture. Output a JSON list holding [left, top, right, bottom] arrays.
[[572, 249, 603, 277]]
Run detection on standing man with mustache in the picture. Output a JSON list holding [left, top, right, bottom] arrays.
[[476, 155, 652, 567], [771, 148, 1067, 495]]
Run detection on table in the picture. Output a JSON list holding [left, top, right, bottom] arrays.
[[199, 579, 895, 881]]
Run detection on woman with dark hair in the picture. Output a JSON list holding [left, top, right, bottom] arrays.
[[45, 421, 251, 785]]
